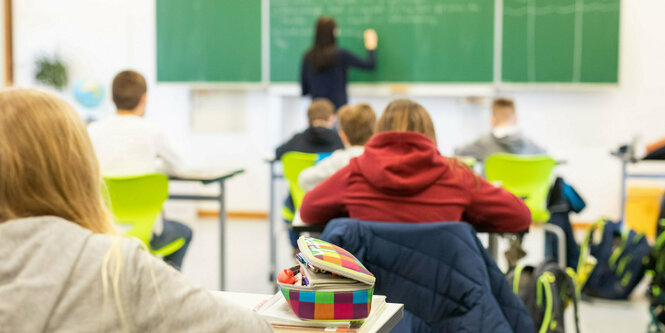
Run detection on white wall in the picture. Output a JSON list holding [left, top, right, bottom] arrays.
[[14, 0, 279, 212], [13, 0, 665, 221], [0, 0, 5, 86]]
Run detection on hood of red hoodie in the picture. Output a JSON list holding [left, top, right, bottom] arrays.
[[353, 131, 448, 196]]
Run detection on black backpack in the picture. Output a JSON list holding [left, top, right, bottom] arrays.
[[546, 177, 584, 270], [582, 219, 650, 300], [645, 196, 665, 332], [507, 261, 580, 333]]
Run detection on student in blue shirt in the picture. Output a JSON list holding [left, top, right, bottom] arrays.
[[301, 17, 378, 111]]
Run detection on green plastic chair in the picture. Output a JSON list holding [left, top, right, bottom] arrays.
[[281, 152, 318, 220], [102, 174, 185, 257], [485, 153, 556, 223]]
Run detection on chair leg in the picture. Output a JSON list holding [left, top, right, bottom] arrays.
[[543, 224, 567, 268], [488, 234, 499, 261]]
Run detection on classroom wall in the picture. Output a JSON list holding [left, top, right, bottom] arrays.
[[13, 0, 665, 221], [13, 0, 279, 213], [0, 0, 5, 86]]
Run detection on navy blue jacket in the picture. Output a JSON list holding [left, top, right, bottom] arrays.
[[320, 219, 534, 333], [275, 126, 343, 160], [301, 49, 376, 110]]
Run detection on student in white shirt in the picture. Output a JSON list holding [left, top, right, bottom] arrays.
[[455, 98, 545, 162], [88, 73, 181, 176], [299, 103, 376, 191], [88, 70, 191, 270]]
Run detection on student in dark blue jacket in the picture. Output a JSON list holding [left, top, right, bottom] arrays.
[[275, 98, 343, 160], [276, 98, 343, 248], [301, 17, 378, 111]]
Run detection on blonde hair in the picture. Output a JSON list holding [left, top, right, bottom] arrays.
[[0, 89, 114, 231], [375, 99, 437, 144], [492, 98, 516, 124], [307, 98, 335, 125], [0, 88, 133, 331], [338, 103, 376, 146]]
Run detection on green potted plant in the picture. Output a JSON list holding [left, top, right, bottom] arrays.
[[35, 56, 68, 90]]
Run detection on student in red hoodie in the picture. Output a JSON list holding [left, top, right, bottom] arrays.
[[300, 99, 531, 233]]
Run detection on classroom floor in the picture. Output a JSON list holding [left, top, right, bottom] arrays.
[[164, 204, 652, 332]]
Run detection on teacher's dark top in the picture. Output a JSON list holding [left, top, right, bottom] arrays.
[[301, 49, 376, 110]]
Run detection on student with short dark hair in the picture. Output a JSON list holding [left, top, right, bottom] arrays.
[[276, 98, 344, 248], [455, 98, 545, 161], [275, 98, 343, 159], [298, 103, 376, 191], [300, 99, 531, 234], [89, 70, 180, 175], [112, 70, 148, 110], [88, 70, 192, 270]]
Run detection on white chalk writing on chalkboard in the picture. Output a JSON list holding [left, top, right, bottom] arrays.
[[271, 0, 485, 38]]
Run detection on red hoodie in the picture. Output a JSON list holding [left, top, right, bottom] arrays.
[[300, 131, 532, 233]]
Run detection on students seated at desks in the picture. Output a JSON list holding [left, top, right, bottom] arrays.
[[455, 98, 545, 161], [275, 98, 343, 160], [298, 103, 376, 191], [0, 89, 271, 332], [276, 98, 343, 248], [300, 99, 531, 233], [87, 70, 191, 270]]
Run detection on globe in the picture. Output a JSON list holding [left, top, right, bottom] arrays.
[[73, 80, 104, 109]]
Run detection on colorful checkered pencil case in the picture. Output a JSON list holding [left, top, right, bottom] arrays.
[[277, 236, 376, 321]]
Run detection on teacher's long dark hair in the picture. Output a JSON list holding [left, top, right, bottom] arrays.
[[305, 17, 338, 71]]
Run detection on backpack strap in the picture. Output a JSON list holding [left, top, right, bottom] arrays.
[[578, 219, 604, 268], [575, 219, 606, 288], [655, 221, 665, 251], [566, 268, 582, 333], [609, 230, 629, 270], [513, 264, 526, 294], [536, 272, 557, 333]]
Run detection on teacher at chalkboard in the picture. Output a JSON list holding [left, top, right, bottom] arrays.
[[301, 17, 378, 111]]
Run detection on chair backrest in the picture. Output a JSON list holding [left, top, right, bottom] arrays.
[[485, 153, 556, 223], [102, 174, 169, 246], [281, 152, 318, 210]]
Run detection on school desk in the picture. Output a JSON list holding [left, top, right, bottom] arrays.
[[169, 168, 245, 290], [292, 210, 325, 234], [615, 157, 665, 224], [213, 291, 404, 333]]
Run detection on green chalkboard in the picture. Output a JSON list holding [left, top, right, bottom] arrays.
[[270, 0, 496, 83], [155, 0, 620, 84], [156, 0, 262, 82], [502, 0, 620, 83]]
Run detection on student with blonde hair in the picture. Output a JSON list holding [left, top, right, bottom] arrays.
[[455, 98, 545, 161], [0, 89, 271, 332], [298, 103, 376, 191], [300, 98, 531, 233]]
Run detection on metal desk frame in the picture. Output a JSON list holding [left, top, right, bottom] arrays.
[[268, 160, 281, 285], [168, 169, 244, 291]]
